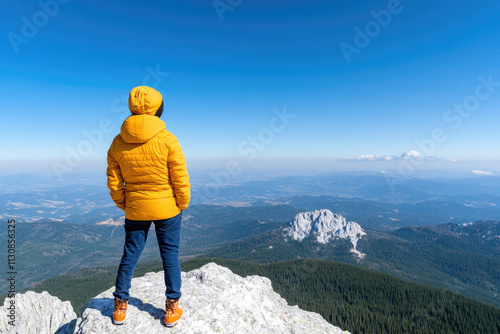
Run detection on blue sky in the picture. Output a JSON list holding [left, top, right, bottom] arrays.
[[1, 0, 499, 175]]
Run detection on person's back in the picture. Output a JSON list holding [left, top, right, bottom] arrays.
[[106, 86, 190, 327]]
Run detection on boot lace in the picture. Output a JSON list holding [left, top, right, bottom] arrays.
[[166, 298, 178, 309], [115, 299, 127, 310]]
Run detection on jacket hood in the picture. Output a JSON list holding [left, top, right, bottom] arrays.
[[128, 86, 163, 116], [120, 115, 166, 144]]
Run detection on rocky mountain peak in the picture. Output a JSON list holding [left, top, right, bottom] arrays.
[[283, 209, 366, 258]]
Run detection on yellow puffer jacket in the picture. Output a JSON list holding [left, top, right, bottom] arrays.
[[106, 86, 190, 220]]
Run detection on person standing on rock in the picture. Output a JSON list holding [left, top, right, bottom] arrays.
[[106, 86, 190, 327]]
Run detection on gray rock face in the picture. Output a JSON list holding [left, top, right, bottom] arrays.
[[1, 264, 349, 334], [0, 291, 77, 334], [75, 263, 348, 333], [284, 209, 366, 258]]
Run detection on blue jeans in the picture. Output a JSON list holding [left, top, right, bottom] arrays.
[[113, 213, 182, 301]]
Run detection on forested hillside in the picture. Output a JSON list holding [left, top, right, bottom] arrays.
[[205, 220, 500, 308]]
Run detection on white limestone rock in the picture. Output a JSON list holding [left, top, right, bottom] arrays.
[[284, 209, 366, 258], [0, 291, 77, 334], [1, 264, 349, 334], [74, 262, 349, 334]]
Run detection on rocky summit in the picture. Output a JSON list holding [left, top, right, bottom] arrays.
[[1, 263, 349, 334]]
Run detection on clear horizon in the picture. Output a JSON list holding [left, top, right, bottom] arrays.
[[1, 157, 499, 180]]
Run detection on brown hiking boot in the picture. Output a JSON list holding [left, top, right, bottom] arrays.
[[164, 298, 183, 327], [113, 298, 128, 325]]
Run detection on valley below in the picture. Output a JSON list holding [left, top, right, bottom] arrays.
[[1, 172, 500, 322]]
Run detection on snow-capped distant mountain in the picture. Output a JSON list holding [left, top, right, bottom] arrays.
[[283, 209, 366, 258], [400, 150, 422, 159]]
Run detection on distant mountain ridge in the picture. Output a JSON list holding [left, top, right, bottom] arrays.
[[390, 220, 500, 257], [5, 172, 500, 226]]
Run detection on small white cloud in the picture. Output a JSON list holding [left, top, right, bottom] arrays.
[[471, 170, 494, 176], [340, 151, 455, 162], [340, 154, 398, 162], [341, 154, 387, 161]]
